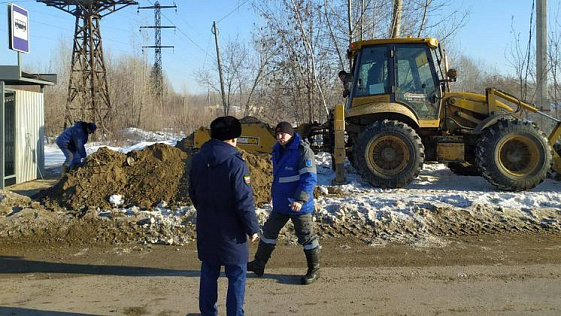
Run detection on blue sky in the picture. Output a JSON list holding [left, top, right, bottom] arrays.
[[0, 0, 559, 94], [451, 0, 560, 74]]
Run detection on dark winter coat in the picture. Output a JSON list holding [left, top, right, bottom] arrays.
[[189, 139, 260, 265], [55, 121, 90, 159], [271, 132, 317, 215]]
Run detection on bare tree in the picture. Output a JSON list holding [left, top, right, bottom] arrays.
[[506, 10, 536, 103], [389, 0, 403, 38]]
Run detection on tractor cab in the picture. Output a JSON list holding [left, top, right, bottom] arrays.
[[346, 38, 449, 122]]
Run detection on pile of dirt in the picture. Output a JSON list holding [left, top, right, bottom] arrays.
[[175, 134, 194, 153], [240, 149, 272, 206], [40, 144, 189, 210], [39, 142, 273, 210]]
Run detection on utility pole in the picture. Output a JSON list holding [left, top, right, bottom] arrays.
[[37, 0, 137, 133], [139, 1, 176, 109], [212, 21, 228, 116], [536, 0, 548, 113]]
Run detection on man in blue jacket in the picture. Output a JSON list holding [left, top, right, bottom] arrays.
[[189, 116, 260, 316], [55, 121, 97, 175], [247, 121, 320, 285]]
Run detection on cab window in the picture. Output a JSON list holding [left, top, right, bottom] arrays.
[[354, 46, 389, 97], [395, 45, 439, 119]]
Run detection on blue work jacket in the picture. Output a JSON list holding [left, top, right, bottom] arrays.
[[271, 133, 317, 215], [55, 121, 90, 159], [189, 139, 260, 265]]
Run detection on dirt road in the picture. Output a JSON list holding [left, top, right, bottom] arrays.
[[1, 232, 560, 315]]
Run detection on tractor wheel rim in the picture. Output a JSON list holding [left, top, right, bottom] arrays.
[[367, 135, 409, 175], [497, 135, 540, 176]]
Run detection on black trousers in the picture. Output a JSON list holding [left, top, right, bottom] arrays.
[[260, 211, 319, 250]]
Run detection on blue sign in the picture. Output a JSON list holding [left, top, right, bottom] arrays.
[[9, 4, 29, 53]]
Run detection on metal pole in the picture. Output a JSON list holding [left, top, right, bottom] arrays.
[[332, 104, 346, 184], [536, 0, 548, 112], [212, 21, 228, 116]]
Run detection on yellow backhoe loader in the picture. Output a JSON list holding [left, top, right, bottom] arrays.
[[194, 37, 561, 191], [329, 37, 561, 191]]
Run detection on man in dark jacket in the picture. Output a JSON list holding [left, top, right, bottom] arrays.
[[55, 121, 97, 175], [189, 116, 260, 316], [247, 121, 320, 285]]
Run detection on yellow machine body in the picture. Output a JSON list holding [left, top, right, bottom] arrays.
[[193, 118, 277, 154]]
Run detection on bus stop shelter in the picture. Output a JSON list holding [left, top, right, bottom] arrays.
[[0, 64, 56, 189]]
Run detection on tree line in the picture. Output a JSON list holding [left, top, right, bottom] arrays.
[[40, 0, 560, 137]]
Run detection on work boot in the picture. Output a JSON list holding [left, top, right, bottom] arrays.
[[247, 241, 275, 277], [301, 247, 320, 285]]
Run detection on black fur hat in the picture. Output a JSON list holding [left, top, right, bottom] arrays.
[[210, 116, 242, 141]]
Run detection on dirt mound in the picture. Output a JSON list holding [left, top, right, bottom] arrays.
[[39, 142, 273, 210], [40, 144, 189, 209], [240, 149, 272, 206], [176, 136, 273, 206], [175, 134, 194, 153]]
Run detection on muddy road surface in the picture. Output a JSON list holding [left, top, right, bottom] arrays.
[[1, 232, 560, 316]]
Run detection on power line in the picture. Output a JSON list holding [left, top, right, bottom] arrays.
[[217, 0, 251, 23]]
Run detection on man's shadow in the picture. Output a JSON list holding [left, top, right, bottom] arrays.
[[0, 256, 198, 277], [247, 272, 302, 285], [1, 256, 301, 282], [0, 306, 101, 315]]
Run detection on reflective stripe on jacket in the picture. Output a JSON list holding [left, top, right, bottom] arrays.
[[271, 132, 317, 215]]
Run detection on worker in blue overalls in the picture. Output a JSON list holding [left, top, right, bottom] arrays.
[[55, 121, 97, 176], [247, 121, 320, 285]]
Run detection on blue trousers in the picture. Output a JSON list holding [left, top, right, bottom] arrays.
[[57, 144, 81, 167], [199, 261, 246, 316]]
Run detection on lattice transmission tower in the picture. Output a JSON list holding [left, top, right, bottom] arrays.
[[37, 0, 137, 132], [138, 1, 176, 102]]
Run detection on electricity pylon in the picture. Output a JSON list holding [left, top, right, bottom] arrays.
[[37, 0, 137, 133], [138, 1, 176, 104]]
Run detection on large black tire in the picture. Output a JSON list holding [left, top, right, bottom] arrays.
[[475, 119, 552, 191], [447, 161, 481, 176], [353, 120, 425, 188]]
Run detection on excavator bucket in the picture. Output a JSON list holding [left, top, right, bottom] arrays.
[[193, 116, 277, 153]]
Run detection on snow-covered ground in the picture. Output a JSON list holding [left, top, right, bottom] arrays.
[[315, 153, 561, 212]]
